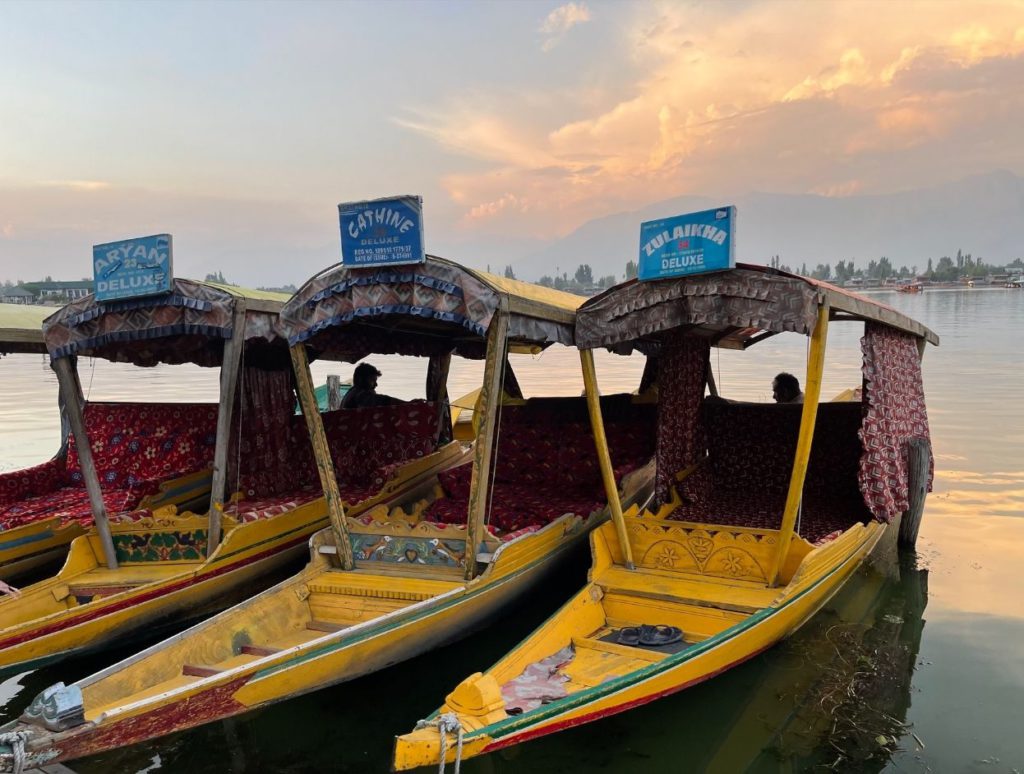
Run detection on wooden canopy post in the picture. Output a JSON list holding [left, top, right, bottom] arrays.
[[465, 308, 509, 581], [208, 302, 246, 556], [767, 301, 830, 587], [580, 349, 635, 570], [427, 351, 453, 445], [326, 375, 344, 411], [52, 356, 118, 570], [291, 343, 354, 570]]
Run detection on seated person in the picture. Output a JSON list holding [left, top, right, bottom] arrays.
[[341, 363, 404, 409], [772, 372, 804, 403]]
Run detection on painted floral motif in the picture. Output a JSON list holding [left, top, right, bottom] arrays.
[[113, 529, 208, 563], [350, 532, 467, 568]]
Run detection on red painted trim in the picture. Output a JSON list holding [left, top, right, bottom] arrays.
[[482, 643, 772, 754], [0, 531, 313, 650]]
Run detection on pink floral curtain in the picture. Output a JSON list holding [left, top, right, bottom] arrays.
[[858, 323, 933, 522], [655, 337, 709, 504]]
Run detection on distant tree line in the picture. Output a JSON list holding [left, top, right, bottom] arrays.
[[767, 251, 1023, 283]]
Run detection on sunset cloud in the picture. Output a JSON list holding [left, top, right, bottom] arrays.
[[540, 2, 591, 51], [402, 1, 1024, 237]]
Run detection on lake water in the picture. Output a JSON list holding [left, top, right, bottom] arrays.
[[0, 287, 1021, 773]]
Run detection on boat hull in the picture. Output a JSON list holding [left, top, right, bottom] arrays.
[[393, 519, 889, 770], [10, 517, 592, 765]]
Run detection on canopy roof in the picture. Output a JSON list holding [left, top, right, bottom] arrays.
[[43, 279, 291, 367], [0, 303, 51, 355], [281, 256, 583, 361], [576, 264, 939, 352]]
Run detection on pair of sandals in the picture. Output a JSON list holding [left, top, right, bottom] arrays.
[[617, 624, 683, 647]]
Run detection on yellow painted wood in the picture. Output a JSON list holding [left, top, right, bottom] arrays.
[[392, 517, 889, 771], [465, 307, 509, 580], [767, 301, 830, 586], [580, 349, 634, 569], [291, 342, 354, 570]]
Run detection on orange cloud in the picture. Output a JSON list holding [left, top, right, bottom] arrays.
[[400, 0, 1024, 237]]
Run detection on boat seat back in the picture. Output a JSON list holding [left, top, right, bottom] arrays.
[[66, 402, 219, 492], [427, 394, 655, 537], [667, 400, 869, 543], [0, 402, 217, 530], [232, 401, 442, 517], [698, 400, 863, 497]]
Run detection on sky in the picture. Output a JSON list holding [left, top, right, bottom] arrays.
[[1, 0, 1022, 285]]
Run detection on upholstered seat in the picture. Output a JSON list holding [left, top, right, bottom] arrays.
[[0, 402, 218, 531]]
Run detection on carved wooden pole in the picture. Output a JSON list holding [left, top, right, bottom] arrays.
[[464, 307, 509, 580], [52, 357, 118, 569], [581, 348, 635, 569], [767, 301, 829, 586], [208, 302, 246, 556], [291, 343, 354, 569]]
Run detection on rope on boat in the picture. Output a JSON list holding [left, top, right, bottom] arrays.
[[415, 712, 465, 774], [0, 730, 30, 774]]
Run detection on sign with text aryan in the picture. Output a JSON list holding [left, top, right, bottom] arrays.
[[339, 195, 425, 268], [638, 206, 736, 281], [92, 234, 173, 302]]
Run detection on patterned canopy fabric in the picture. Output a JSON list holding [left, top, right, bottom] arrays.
[[858, 323, 934, 522], [42, 279, 287, 366], [576, 268, 820, 351], [280, 257, 576, 360]]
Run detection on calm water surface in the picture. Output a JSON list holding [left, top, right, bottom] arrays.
[[0, 288, 1021, 773]]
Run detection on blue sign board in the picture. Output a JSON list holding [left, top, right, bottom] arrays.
[[638, 206, 736, 281], [92, 234, 173, 302], [339, 195, 425, 268]]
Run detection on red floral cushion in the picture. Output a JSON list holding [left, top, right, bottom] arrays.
[[0, 402, 217, 533], [0, 457, 67, 507], [66, 402, 218, 492], [425, 396, 655, 537], [0, 486, 150, 530]]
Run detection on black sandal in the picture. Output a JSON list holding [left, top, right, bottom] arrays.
[[638, 625, 683, 646]]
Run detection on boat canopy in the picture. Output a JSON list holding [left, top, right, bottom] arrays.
[[575, 264, 939, 352], [0, 303, 51, 355], [42, 279, 291, 367], [281, 256, 582, 359]]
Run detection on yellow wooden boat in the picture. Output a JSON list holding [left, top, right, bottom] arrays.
[[0, 257, 656, 767], [393, 264, 939, 770], [0, 304, 214, 581], [0, 279, 463, 677]]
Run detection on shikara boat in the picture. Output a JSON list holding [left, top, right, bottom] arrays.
[[0, 280, 462, 678], [0, 257, 656, 768], [393, 264, 939, 770], [0, 304, 212, 581]]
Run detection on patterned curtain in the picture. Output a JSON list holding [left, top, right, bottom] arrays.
[[229, 367, 310, 497], [858, 323, 933, 522], [655, 337, 709, 505]]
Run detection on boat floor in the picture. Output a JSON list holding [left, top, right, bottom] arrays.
[[501, 568, 783, 702], [85, 572, 462, 720]]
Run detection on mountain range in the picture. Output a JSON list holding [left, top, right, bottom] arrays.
[[513, 170, 1024, 281]]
